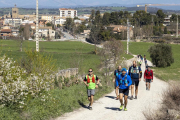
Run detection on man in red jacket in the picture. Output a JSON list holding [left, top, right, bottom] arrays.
[[144, 66, 153, 91]]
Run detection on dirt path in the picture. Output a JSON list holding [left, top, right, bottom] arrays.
[[55, 59, 168, 120]]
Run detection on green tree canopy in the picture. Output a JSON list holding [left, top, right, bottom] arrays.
[[148, 43, 174, 67]]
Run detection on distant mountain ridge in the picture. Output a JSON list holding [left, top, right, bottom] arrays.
[[0, 0, 180, 11]]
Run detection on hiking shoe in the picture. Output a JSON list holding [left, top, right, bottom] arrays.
[[124, 107, 127, 111], [120, 105, 124, 110], [130, 96, 134, 100], [134, 96, 137, 99], [89, 106, 92, 110], [88, 103, 91, 108]]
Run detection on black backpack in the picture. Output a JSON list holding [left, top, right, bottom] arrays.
[[146, 70, 152, 76]]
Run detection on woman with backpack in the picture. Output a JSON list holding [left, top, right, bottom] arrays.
[[144, 66, 153, 91]]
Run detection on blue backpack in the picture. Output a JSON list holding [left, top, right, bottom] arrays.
[[119, 75, 128, 85], [115, 70, 121, 78]]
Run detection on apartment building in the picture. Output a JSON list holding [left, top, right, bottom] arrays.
[[41, 16, 53, 22], [59, 8, 77, 18], [163, 15, 172, 26], [4, 18, 22, 27], [55, 19, 66, 26]]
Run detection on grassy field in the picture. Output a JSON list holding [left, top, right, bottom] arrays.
[[0, 40, 102, 74], [122, 41, 180, 81], [0, 40, 133, 72], [0, 78, 114, 120], [0, 40, 118, 120]]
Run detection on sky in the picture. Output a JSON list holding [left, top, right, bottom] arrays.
[[0, 0, 180, 9]]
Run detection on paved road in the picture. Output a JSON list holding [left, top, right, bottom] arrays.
[[55, 58, 168, 120], [61, 31, 75, 40]]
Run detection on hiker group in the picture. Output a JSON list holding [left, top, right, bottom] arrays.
[[83, 54, 153, 111]]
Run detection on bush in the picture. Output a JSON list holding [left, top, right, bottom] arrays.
[[144, 82, 180, 120], [148, 43, 174, 67], [0, 50, 57, 109]]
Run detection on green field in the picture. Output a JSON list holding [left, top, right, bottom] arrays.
[[0, 40, 132, 74], [0, 40, 102, 73], [0, 40, 118, 120], [123, 41, 180, 81], [2, 40, 178, 81]]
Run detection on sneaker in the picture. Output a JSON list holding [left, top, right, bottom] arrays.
[[130, 96, 134, 100], [146, 87, 148, 90], [124, 107, 127, 111], [134, 96, 137, 99], [89, 106, 92, 110], [120, 105, 124, 110], [88, 103, 91, 108]]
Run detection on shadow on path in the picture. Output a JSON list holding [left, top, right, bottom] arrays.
[[105, 96, 116, 99], [105, 107, 120, 111], [78, 100, 89, 109]]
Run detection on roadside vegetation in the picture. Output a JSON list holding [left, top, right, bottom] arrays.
[[0, 39, 128, 120], [144, 82, 180, 120]]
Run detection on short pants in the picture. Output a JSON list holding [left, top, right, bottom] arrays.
[[119, 88, 129, 96], [87, 89, 95, 97], [131, 79, 140, 86], [146, 79, 152, 83]]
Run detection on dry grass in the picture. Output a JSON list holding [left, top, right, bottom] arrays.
[[144, 82, 180, 120]]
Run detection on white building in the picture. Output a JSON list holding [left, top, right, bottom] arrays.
[[41, 16, 53, 22], [55, 19, 66, 26], [78, 15, 89, 21], [163, 15, 172, 26], [22, 20, 34, 25], [38, 27, 55, 39], [59, 8, 77, 18], [4, 18, 22, 27], [74, 19, 82, 24]]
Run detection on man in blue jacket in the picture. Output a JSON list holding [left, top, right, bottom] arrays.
[[116, 68, 132, 111]]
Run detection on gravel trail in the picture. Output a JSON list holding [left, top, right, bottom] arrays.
[[56, 59, 168, 120]]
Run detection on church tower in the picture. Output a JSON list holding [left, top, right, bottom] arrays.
[[12, 4, 19, 18]]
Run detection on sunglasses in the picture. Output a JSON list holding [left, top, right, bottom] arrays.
[[89, 71, 93, 72]]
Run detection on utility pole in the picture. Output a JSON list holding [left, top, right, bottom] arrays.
[[176, 15, 179, 38], [127, 19, 130, 54], [36, 0, 39, 52]]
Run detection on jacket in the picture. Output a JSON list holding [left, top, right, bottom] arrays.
[[116, 74, 132, 89], [144, 70, 153, 80]]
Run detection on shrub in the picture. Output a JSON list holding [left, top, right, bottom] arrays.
[[0, 51, 57, 109], [144, 82, 180, 120], [148, 43, 174, 67]]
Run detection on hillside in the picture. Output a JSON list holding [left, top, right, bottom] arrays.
[[0, 6, 180, 16]]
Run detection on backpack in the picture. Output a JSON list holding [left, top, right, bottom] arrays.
[[130, 66, 139, 74], [119, 75, 128, 85], [115, 70, 121, 78], [146, 70, 152, 76]]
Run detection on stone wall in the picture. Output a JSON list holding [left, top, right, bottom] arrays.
[[56, 68, 79, 79]]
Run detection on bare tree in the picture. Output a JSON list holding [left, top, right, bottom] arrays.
[[99, 38, 123, 85], [142, 25, 153, 40]]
